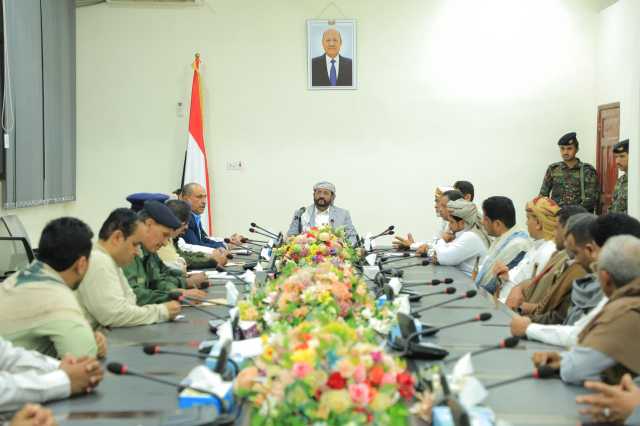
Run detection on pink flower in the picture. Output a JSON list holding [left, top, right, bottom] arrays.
[[381, 372, 396, 386], [349, 383, 371, 406], [371, 351, 383, 363], [292, 362, 313, 379], [353, 364, 367, 383]]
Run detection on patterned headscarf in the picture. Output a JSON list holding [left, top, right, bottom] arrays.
[[313, 181, 336, 194], [526, 196, 560, 240], [447, 199, 491, 247]]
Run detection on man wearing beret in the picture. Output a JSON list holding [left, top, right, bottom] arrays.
[[540, 132, 600, 213], [610, 139, 629, 213], [123, 201, 207, 306], [287, 181, 359, 246]]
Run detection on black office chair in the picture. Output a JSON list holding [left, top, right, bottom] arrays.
[[0, 236, 34, 281]]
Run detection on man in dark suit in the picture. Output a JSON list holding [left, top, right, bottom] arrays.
[[311, 28, 352, 87]]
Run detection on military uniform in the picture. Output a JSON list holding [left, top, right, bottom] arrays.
[[610, 139, 629, 213], [123, 247, 187, 306], [539, 159, 599, 213], [610, 173, 628, 213], [176, 242, 217, 270]]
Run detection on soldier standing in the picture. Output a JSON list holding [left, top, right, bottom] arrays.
[[539, 132, 600, 213], [610, 139, 629, 213]]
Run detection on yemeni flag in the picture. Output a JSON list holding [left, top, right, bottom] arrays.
[[181, 54, 213, 234]]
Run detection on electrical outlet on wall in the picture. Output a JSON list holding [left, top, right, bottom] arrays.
[[226, 160, 244, 171]]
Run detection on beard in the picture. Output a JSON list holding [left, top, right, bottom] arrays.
[[314, 198, 329, 208]]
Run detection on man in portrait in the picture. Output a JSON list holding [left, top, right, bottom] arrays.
[[311, 28, 353, 87]]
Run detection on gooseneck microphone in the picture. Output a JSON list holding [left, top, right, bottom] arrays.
[[444, 336, 520, 364], [241, 237, 268, 245], [410, 286, 456, 302], [484, 365, 558, 389], [248, 228, 275, 240], [107, 362, 228, 412], [381, 259, 431, 274], [402, 278, 454, 288], [402, 313, 492, 353], [168, 293, 226, 320], [411, 290, 478, 318], [143, 342, 238, 381], [223, 238, 261, 255], [143, 344, 208, 359], [249, 222, 278, 239], [175, 293, 234, 309], [370, 225, 395, 240]]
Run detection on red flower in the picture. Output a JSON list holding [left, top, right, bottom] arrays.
[[368, 365, 385, 387], [300, 333, 313, 342], [396, 371, 415, 400], [315, 389, 322, 400], [295, 342, 309, 351], [327, 372, 347, 390]]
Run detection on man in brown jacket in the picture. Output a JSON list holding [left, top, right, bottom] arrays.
[[532, 235, 640, 385], [506, 206, 587, 323]]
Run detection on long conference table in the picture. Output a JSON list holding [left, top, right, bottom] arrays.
[[46, 253, 592, 426]]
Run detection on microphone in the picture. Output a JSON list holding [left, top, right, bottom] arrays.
[[444, 336, 520, 364], [107, 362, 229, 412], [223, 238, 261, 255], [249, 222, 278, 239], [371, 225, 395, 240], [403, 313, 492, 352], [381, 259, 431, 274], [484, 365, 558, 390], [143, 344, 208, 360], [410, 286, 456, 302], [168, 292, 226, 320], [178, 294, 234, 309], [241, 237, 268, 245], [411, 290, 478, 318], [215, 266, 249, 283], [248, 228, 275, 240], [401, 278, 454, 288]]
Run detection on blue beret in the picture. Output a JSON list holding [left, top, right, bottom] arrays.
[[613, 139, 629, 154], [558, 132, 578, 146], [126, 193, 170, 212], [140, 200, 181, 229]]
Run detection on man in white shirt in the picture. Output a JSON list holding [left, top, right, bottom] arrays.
[[0, 337, 102, 411], [76, 208, 182, 329], [394, 188, 463, 251], [430, 199, 490, 276], [494, 196, 560, 301]]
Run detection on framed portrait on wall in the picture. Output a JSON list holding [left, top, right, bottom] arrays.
[[307, 19, 356, 90]]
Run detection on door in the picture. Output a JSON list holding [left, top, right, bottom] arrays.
[[596, 103, 620, 214]]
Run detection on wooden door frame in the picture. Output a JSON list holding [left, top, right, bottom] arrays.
[[596, 102, 620, 214]]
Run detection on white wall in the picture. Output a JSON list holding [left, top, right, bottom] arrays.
[[596, 0, 640, 216], [2, 0, 602, 243]]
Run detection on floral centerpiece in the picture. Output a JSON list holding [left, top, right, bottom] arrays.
[[235, 320, 414, 425], [276, 226, 360, 267], [238, 262, 375, 331]]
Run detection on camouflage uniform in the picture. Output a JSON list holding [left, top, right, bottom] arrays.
[[610, 173, 628, 213], [539, 159, 600, 213], [173, 240, 217, 270], [123, 247, 187, 306]]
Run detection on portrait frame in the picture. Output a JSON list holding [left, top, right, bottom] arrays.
[[307, 19, 357, 90]]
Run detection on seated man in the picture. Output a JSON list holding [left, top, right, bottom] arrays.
[[474, 196, 531, 293], [0, 337, 102, 411], [394, 189, 464, 251], [76, 208, 182, 329], [506, 206, 588, 324], [577, 374, 640, 425], [0, 218, 105, 359], [179, 182, 243, 249], [287, 181, 358, 246], [453, 180, 475, 202], [429, 199, 490, 276], [512, 213, 640, 345], [532, 235, 640, 385], [493, 196, 560, 301], [160, 199, 229, 270], [123, 201, 207, 306]]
